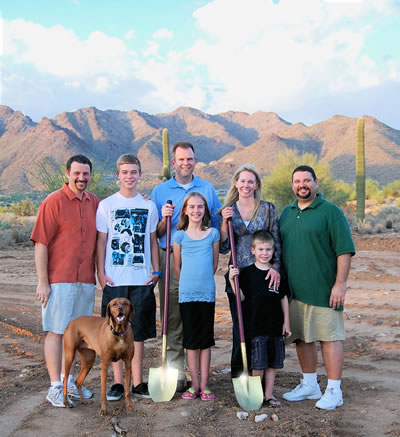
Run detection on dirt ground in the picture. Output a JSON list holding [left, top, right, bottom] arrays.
[[0, 234, 400, 437]]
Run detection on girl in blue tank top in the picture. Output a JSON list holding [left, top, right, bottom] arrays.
[[173, 192, 220, 401]]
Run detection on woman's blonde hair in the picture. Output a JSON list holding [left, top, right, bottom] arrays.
[[221, 164, 262, 221], [177, 192, 211, 231]]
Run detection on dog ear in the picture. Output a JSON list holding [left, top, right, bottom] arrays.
[[128, 302, 135, 323], [106, 302, 111, 324]]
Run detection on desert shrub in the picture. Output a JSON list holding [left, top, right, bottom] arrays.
[[365, 179, 384, 202], [383, 180, 400, 198], [364, 215, 377, 227], [10, 198, 37, 216], [0, 214, 35, 249], [262, 150, 351, 213], [377, 206, 400, 220]]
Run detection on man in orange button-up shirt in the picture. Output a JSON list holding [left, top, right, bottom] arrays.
[[31, 154, 99, 408]]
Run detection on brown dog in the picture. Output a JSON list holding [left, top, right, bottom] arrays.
[[62, 297, 135, 415]]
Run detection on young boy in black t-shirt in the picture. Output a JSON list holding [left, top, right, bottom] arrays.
[[229, 230, 291, 407]]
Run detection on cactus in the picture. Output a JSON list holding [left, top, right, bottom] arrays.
[[162, 128, 171, 180], [356, 117, 365, 221]]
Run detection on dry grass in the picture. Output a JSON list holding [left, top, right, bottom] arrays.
[[0, 213, 35, 249]]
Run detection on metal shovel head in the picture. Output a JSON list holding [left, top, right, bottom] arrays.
[[232, 373, 264, 411], [148, 365, 178, 402]]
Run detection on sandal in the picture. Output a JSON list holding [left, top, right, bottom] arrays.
[[181, 387, 199, 400], [200, 390, 215, 401], [264, 397, 281, 408]]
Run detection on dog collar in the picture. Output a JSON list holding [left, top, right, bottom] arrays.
[[109, 324, 131, 338]]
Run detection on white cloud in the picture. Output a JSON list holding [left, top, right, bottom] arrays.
[[124, 29, 136, 40], [153, 28, 173, 40], [188, 0, 400, 117], [3, 19, 129, 78], [141, 40, 160, 57], [1, 0, 400, 128]]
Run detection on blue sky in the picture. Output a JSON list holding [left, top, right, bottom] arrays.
[[1, 0, 400, 128]]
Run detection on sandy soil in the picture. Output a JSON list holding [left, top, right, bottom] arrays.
[[0, 235, 400, 437]]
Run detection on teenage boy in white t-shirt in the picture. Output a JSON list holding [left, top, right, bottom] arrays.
[[96, 154, 160, 400]]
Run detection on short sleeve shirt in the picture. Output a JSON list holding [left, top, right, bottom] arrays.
[[96, 192, 158, 286], [279, 194, 355, 308], [239, 264, 289, 337], [151, 176, 222, 249], [30, 183, 99, 284], [173, 228, 220, 303]]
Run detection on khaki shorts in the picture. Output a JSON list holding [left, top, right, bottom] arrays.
[[287, 299, 345, 344]]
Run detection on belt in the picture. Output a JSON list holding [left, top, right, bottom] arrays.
[[161, 248, 173, 253]]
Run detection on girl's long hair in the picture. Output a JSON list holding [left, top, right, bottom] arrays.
[[220, 164, 262, 221], [177, 192, 211, 231]]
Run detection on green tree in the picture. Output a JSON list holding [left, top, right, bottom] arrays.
[[262, 150, 351, 213], [31, 158, 117, 200]]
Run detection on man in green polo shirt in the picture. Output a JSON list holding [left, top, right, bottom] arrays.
[[280, 165, 355, 411]]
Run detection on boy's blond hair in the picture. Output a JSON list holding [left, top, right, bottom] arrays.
[[116, 154, 142, 173], [252, 230, 275, 248]]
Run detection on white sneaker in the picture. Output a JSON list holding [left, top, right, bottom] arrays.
[[67, 381, 93, 400], [315, 388, 343, 410], [46, 385, 74, 408], [283, 379, 322, 401]]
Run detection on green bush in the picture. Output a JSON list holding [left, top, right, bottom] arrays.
[[262, 150, 351, 213], [365, 179, 384, 202], [383, 180, 400, 198], [10, 198, 37, 216]]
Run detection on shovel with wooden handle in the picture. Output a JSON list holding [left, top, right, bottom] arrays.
[[228, 218, 263, 411], [149, 200, 178, 401]]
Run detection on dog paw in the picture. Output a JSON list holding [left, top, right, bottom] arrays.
[[81, 399, 93, 405]]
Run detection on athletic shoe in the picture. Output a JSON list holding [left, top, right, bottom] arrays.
[[282, 379, 322, 401], [315, 388, 344, 410], [106, 383, 125, 401], [67, 381, 93, 400], [46, 385, 74, 408], [131, 382, 151, 399]]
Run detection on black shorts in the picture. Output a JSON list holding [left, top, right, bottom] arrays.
[[101, 284, 156, 342], [251, 335, 285, 370], [180, 301, 215, 350]]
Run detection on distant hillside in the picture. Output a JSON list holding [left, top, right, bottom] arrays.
[[0, 105, 399, 194]]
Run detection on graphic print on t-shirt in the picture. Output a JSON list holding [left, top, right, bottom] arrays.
[[110, 208, 148, 268]]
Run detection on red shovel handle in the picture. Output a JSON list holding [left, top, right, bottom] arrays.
[[162, 200, 173, 336], [227, 218, 246, 343]]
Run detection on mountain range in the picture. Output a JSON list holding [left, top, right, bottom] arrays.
[[1, 104, 399, 194]]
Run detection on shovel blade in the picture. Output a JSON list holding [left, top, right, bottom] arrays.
[[148, 366, 178, 402], [232, 374, 263, 411]]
